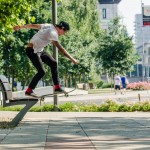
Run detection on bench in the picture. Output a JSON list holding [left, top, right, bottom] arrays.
[[0, 75, 38, 126]]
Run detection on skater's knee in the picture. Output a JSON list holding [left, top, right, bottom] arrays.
[[39, 69, 46, 77]]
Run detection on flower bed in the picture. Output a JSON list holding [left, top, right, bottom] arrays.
[[127, 82, 150, 90]]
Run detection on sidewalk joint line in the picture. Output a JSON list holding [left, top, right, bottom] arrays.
[[75, 117, 96, 150]]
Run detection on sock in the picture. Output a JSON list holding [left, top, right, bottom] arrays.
[[26, 87, 32, 93], [54, 84, 60, 90]]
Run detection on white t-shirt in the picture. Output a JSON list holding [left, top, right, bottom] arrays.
[[30, 24, 58, 53], [114, 76, 121, 85]]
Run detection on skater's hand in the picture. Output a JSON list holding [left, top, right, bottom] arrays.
[[72, 58, 78, 65]]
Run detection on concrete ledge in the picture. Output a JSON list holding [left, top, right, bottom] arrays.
[[13, 86, 53, 98]]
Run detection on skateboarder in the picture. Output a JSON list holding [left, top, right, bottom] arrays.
[[14, 21, 78, 96]]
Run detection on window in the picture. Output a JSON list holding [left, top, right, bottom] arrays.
[[102, 8, 106, 19]]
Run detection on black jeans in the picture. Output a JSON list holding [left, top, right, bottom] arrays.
[[26, 47, 59, 89]]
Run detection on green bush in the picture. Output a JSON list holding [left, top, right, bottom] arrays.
[[80, 103, 99, 112], [98, 100, 119, 112], [139, 101, 150, 111], [96, 81, 104, 88], [1, 106, 23, 111], [118, 104, 131, 112], [42, 104, 54, 111], [30, 106, 43, 112], [131, 103, 142, 111], [101, 82, 112, 88], [1, 100, 150, 112], [59, 102, 75, 112]]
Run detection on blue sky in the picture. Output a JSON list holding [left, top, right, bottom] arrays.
[[118, 0, 150, 36]]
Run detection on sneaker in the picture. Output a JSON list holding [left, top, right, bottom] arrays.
[[54, 87, 67, 94], [25, 90, 37, 97]]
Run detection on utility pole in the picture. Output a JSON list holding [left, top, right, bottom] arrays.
[[52, 0, 59, 111], [141, 0, 145, 81]]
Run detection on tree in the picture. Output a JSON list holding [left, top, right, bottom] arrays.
[[96, 18, 138, 79], [0, 0, 35, 32], [0, 0, 61, 31], [0, 0, 103, 89], [57, 0, 102, 86], [0, 0, 53, 90]]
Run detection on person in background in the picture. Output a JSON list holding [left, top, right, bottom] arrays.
[[121, 75, 128, 95], [14, 21, 78, 97], [114, 75, 122, 95]]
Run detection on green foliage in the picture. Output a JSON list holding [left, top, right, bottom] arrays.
[[80, 103, 100, 112], [88, 64, 101, 85], [96, 18, 138, 76], [96, 81, 104, 88], [0, 106, 23, 111], [98, 100, 118, 112], [0, 0, 104, 89], [42, 104, 54, 111], [59, 102, 75, 112], [101, 82, 112, 88], [1, 100, 150, 112], [57, 0, 103, 86], [142, 101, 150, 111], [131, 103, 143, 111], [1, 0, 138, 91], [29, 106, 43, 112], [0, 0, 34, 32], [118, 104, 131, 112], [29, 104, 54, 112], [0, 0, 53, 89], [0, 0, 60, 31]]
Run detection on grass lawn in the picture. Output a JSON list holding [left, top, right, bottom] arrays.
[[88, 88, 114, 94], [88, 88, 132, 94]]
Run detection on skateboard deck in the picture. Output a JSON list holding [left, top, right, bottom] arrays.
[[25, 88, 76, 101]]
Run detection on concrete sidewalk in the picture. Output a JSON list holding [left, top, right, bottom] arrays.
[[0, 112, 150, 150]]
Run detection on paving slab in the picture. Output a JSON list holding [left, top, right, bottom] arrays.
[[0, 112, 150, 149]]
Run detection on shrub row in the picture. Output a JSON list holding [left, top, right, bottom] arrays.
[[1, 100, 150, 112]]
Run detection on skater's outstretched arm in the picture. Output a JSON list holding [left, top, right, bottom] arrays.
[[52, 41, 78, 65], [13, 24, 41, 31]]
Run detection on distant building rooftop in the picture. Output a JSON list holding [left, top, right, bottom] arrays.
[[99, 0, 121, 4]]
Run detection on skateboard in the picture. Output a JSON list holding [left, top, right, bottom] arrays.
[[25, 88, 76, 101]]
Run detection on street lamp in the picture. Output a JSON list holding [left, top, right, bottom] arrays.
[[52, 0, 59, 111], [141, 0, 145, 81]]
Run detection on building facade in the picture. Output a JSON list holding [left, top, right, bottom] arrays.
[[98, 0, 121, 30], [135, 14, 150, 48], [98, 0, 122, 82], [135, 14, 150, 79]]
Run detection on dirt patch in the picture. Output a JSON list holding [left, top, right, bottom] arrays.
[[0, 118, 13, 129]]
